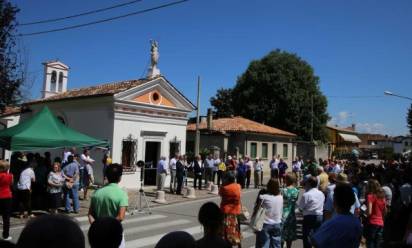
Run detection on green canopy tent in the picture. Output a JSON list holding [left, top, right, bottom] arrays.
[[0, 106, 108, 151]]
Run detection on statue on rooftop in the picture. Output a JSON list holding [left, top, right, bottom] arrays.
[[147, 40, 160, 79]]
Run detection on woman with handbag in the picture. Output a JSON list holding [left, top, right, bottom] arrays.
[[254, 179, 283, 248], [281, 173, 299, 248], [47, 162, 64, 214], [219, 171, 242, 247]]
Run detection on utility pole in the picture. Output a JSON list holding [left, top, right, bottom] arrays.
[[194, 76, 201, 156], [311, 95, 314, 143]]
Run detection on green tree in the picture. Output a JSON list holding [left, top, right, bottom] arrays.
[[210, 88, 234, 118], [0, 0, 24, 111], [211, 49, 329, 141], [407, 103, 412, 135]]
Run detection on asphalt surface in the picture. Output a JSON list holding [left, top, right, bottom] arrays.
[[6, 187, 304, 248]]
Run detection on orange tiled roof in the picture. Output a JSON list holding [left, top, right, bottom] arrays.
[[0, 106, 21, 117], [28, 78, 150, 104], [187, 116, 296, 137], [326, 125, 357, 134]]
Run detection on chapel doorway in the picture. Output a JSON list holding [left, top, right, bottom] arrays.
[[144, 141, 161, 185]]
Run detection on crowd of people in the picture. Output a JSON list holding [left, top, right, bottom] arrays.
[[156, 153, 269, 193], [217, 156, 412, 248], [156, 154, 412, 248], [0, 162, 127, 248], [0, 147, 105, 242], [1, 149, 412, 248]]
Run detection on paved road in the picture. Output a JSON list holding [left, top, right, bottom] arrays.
[[8, 188, 304, 248]]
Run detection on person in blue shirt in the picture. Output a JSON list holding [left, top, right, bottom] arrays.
[[312, 183, 362, 248], [278, 159, 288, 186], [236, 159, 247, 189]]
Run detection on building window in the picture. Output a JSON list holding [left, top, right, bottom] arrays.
[[169, 140, 180, 158], [50, 70, 57, 92], [121, 137, 137, 172], [283, 144, 288, 158], [272, 143, 277, 157], [261, 143, 268, 159], [405, 141, 409, 146], [58, 72, 64, 92], [250, 142, 257, 158]]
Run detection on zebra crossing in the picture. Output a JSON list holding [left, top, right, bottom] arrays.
[[7, 189, 303, 248], [8, 211, 258, 248]]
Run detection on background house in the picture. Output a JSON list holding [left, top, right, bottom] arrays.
[[186, 110, 296, 174], [393, 136, 412, 156], [358, 133, 394, 159], [326, 124, 361, 158]]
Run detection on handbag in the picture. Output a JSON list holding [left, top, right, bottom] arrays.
[[249, 198, 266, 232], [238, 205, 250, 224], [65, 180, 74, 189]]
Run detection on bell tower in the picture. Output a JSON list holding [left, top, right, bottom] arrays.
[[42, 60, 69, 99]]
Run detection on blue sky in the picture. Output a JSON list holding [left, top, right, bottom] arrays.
[[13, 0, 412, 135]]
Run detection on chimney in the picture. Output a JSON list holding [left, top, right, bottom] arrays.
[[41, 60, 69, 99], [207, 108, 213, 130], [351, 123, 356, 131]]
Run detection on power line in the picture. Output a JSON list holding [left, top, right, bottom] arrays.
[[19, 0, 144, 26], [326, 95, 384, 99], [19, 0, 189, 37]]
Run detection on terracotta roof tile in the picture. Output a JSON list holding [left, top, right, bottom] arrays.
[[326, 125, 357, 134], [0, 106, 22, 117], [187, 116, 296, 137], [28, 78, 150, 104]]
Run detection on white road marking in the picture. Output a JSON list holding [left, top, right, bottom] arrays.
[[124, 219, 191, 235], [124, 224, 253, 248], [124, 226, 202, 248], [80, 214, 166, 231]]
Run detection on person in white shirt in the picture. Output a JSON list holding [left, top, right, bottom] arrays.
[[63, 147, 76, 165], [270, 155, 280, 179], [213, 156, 220, 184], [156, 157, 168, 191], [253, 158, 263, 188], [17, 161, 36, 218], [299, 176, 325, 248], [169, 154, 178, 193], [204, 155, 214, 186], [292, 158, 302, 183], [254, 179, 283, 248], [80, 149, 95, 200]]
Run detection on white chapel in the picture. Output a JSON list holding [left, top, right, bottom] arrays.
[[2, 43, 195, 189]]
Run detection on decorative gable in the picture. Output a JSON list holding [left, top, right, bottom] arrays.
[[114, 77, 195, 115], [133, 90, 176, 108]]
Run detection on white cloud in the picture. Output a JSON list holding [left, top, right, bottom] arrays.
[[328, 111, 351, 126], [338, 111, 349, 122], [356, 123, 386, 134]]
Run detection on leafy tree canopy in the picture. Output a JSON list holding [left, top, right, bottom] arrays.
[[0, 0, 24, 111], [210, 88, 234, 118], [211, 49, 329, 141]]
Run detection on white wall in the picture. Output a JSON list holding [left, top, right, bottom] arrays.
[[113, 112, 188, 189], [28, 97, 114, 184], [0, 114, 21, 160]]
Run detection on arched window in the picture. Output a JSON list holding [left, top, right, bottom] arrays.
[[50, 71, 57, 92], [58, 72, 64, 92]]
